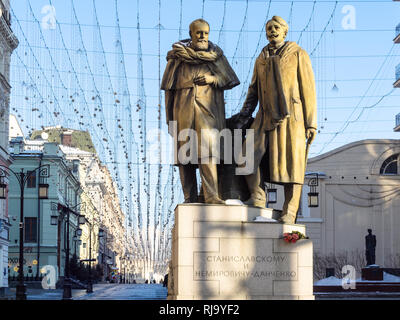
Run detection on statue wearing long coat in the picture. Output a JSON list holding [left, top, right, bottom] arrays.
[[161, 40, 239, 164], [242, 41, 317, 184]]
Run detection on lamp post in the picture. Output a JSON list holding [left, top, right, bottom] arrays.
[[79, 216, 103, 293], [99, 228, 113, 282], [119, 256, 124, 284], [86, 219, 93, 293], [73, 234, 81, 257], [123, 256, 127, 284], [50, 201, 85, 300], [84, 218, 96, 293], [0, 164, 50, 300], [98, 228, 109, 281]]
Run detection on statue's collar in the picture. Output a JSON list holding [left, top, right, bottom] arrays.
[[267, 41, 285, 52]]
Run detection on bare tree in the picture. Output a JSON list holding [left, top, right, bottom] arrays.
[[385, 254, 400, 268], [313, 250, 365, 280]]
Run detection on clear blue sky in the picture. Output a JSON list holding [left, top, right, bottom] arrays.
[[8, 1, 400, 247], [10, 0, 400, 156]]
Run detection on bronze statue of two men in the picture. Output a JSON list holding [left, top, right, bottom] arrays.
[[161, 16, 317, 224]]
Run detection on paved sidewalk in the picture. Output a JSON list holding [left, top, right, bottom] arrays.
[[1, 283, 167, 300], [2, 287, 88, 300], [75, 283, 168, 300]]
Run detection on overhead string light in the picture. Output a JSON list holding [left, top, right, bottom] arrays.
[[297, 0, 316, 45], [91, 0, 125, 188], [114, 0, 141, 253], [136, 0, 149, 263], [317, 44, 397, 155], [233, 0, 272, 114], [11, 5, 69, 129], [228, 0, 250, 117], [152, 0, 163, 274]]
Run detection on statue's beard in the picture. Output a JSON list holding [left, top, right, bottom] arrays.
[[192, 41, 209, 51]]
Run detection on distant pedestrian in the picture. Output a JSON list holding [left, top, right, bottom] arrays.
[[163, 274, 168, 287], [365, 229, 377, 266]]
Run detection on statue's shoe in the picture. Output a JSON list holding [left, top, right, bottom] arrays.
[[243, 198, 266, 208], [278, 214, 296, 224], [183, 195, 200, 203], [183, 198, 199, 204], [205, 197, 226, 204]]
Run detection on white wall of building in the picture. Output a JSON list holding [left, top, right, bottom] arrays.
[[300, 139, 400, 267], [0, 0, 18, 292]]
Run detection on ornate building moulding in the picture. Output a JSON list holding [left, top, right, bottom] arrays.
[[309, 139, 400, 164], [0, 14, 18, 51], [371, 144, 400, 175], [0, 145, 12, 165], [327, 184, 400, 208], [0, 72, 11, 92]]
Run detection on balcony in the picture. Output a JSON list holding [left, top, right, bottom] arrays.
[[395, 113, 400, 132], [395, 63, 400, 88], [395, 23, 400, 43]]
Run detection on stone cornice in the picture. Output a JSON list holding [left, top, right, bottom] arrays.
[[0, 14, 18, 51], [0, 144, 12, 164], [0, 71, 11, 92], [309, 139, 400, 164]]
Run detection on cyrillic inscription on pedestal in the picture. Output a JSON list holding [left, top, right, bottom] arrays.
[[194, 253, 297, 281], [168, 204, 314, 300]]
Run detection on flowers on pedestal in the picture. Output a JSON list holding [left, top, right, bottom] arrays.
[[283, 231, 308, 243]]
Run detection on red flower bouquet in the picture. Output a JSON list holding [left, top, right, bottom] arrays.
[[283, 231, 308, 243]]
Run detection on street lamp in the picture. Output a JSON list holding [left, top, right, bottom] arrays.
[[78, 215, 86, 225], [0, 182, 6, 199], [50, 201, 86, 300], [0, 164, 50, 300], [267, 188, 277, 204], [308, 192, 319, 207], [38, 183, 49, 199], [307, 173, 319, 208], [50, 214, 58, 226], [265, 183, 277, 205], [75, 228, 82, 237]]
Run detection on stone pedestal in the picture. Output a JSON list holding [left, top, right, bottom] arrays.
[[167, 204, 314, 300], [362, 266, 383, 281]]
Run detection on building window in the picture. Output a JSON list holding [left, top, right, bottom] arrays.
[[24, 217, 37, 243], [72, 160, 79, 173], [380, 154, 399, 175], [27, 171, 36, 188]]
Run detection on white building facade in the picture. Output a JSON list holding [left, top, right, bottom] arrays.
[[30, 127, 132, 282], [299, 139, 400, 267], [7, 139, 82, 282], [0, 0, 18, 294]]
